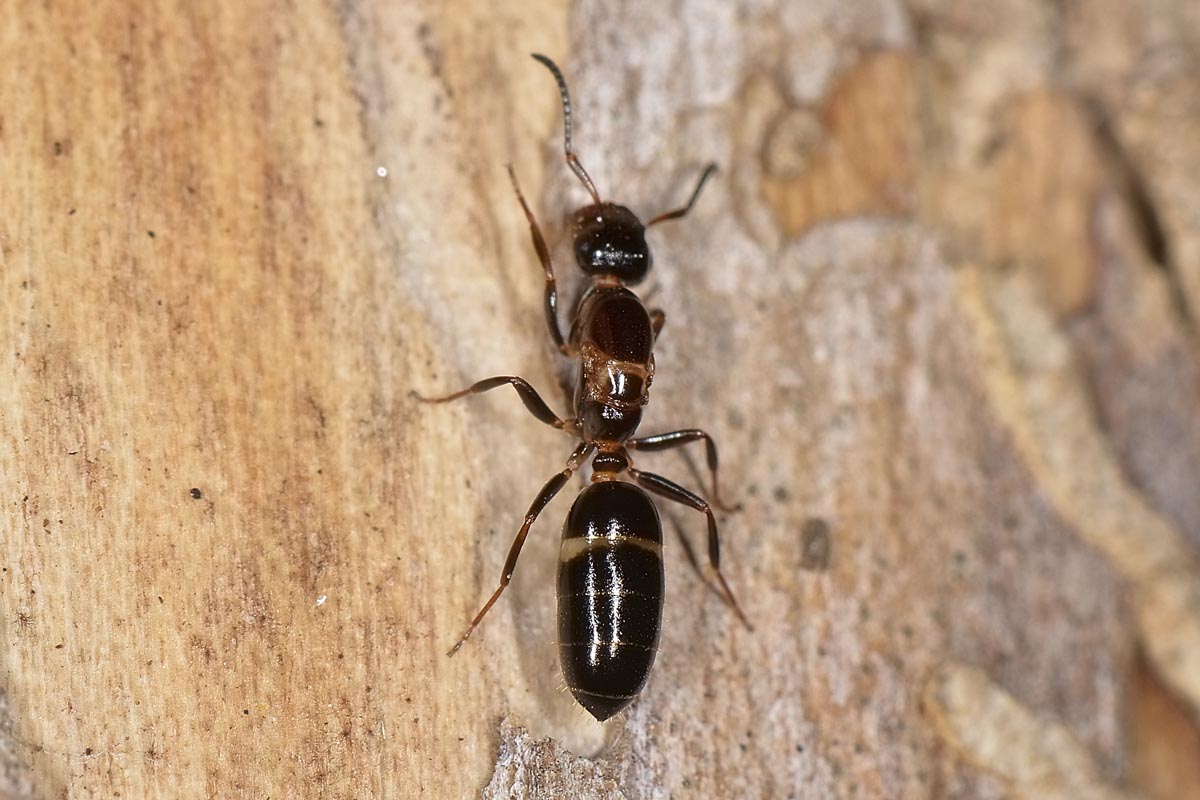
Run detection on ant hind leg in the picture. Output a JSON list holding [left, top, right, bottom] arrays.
[[627, 428, 740, 512], [447, 442, 594, 655], [628, 466, 753, 630]]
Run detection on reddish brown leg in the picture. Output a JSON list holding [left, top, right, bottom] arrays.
[[507, 166, 572, 356], [448, 442, 594, 656], [628, 466, 753, 630], [627, 429, 740, 512], [412, 376, 568, 430], [650, 308, 665, 340]]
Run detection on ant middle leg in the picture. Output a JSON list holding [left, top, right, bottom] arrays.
[[507, 165, 572, 356], [627, 429, 739, 512], [412, 376, 571, 431], [447, 441, 595, 656], [628, 466, 753, 630]]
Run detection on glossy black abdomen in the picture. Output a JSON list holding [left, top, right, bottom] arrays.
[[557, 481, 664, 721]]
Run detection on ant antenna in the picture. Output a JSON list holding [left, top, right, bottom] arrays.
[[531, 53, 603, 207], [647, 163, 718, 227]]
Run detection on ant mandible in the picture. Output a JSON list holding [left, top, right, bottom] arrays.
[[417, 53, 750, 722]]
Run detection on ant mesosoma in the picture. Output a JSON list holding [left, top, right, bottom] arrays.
[[417, 53, 750, 722]]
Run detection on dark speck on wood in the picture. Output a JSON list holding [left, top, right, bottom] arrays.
[[800, 518, 832, 571]]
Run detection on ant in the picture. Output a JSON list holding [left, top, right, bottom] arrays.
[[417, 53, 750, 722]]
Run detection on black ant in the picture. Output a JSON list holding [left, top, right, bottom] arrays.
[[417, 53, 750, 722]]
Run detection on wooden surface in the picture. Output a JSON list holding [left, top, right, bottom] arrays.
[[3, 1, 1200, 798]]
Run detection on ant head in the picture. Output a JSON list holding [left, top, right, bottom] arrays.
[[571, 203, 652, 285], [531, 54, 652, 284]]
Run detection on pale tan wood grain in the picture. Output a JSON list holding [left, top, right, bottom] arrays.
[[0, 1, 566, 797], [3, 1, 1200, 798]]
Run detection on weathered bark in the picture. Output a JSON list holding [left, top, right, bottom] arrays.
[[2, 1, 1199, 798]]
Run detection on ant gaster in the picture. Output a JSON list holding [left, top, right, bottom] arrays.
[[417, 53, 751, 722]]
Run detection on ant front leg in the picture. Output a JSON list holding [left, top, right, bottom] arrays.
[[447, 441, 594, 655], [628, 466, 753, 630], [628, 428, 739, 512], [507, 166, 572, 356], [412, 376, 571, 432], [649, 309, 665, 341]]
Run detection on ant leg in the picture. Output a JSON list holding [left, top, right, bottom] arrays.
[[448, 442, 594, 656], [507, 166, 572, 356], [627, 429, 739, 512], [649, 308, 665, 340], [412, 376, 569, 431], [628, 466, 753, 630], [646, 163, 718, 227], [662, 511, 728, 606]]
